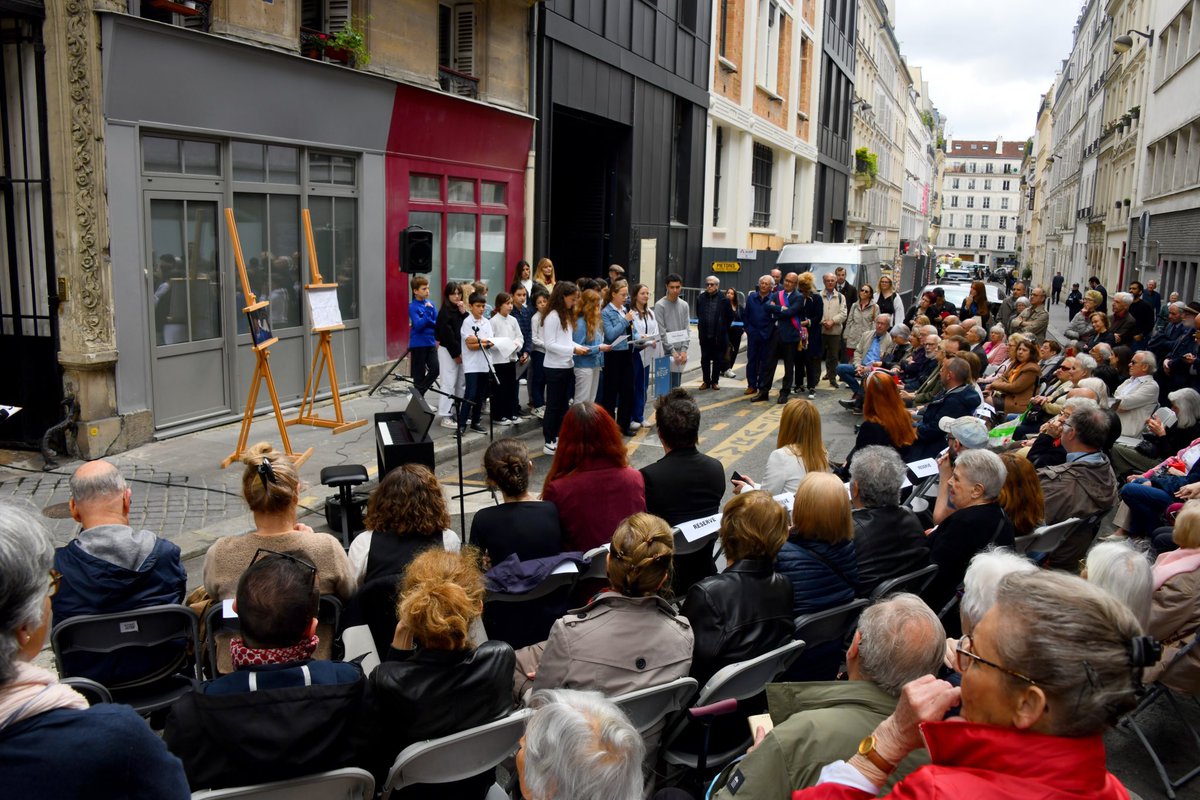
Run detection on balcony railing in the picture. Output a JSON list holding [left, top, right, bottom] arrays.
[[438, 66, 480, 99]]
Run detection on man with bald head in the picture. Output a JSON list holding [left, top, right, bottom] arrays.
[[53, 460, 187, 683]]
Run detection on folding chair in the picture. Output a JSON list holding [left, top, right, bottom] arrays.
[[612, 677, 699, 735], [1014, 516, 1080, 555], [61, 676, 112, 706], [1120, 633, 1200, 799], [793, 598, 871, 650], [205, 596, 343, 679], [381, 709, 532, 800], [50, 603, 200, 716], [660, 640, 807, 776], [581, 544, 611, 583], [869, 563, 939, 600], [485, 566, 579, 649], [190, 767, 375, 800], [485, 565, 578, 604]]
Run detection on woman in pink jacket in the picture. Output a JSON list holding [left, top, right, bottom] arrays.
[[792, 570, 1146, 800]]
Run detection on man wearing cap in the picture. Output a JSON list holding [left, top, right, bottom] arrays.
[[930, 416, 991, 525]]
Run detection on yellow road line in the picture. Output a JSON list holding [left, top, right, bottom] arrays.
[[705, 403, 784, 468]]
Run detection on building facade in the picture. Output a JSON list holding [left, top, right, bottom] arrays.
[[847, 0, 903, 257], [813, 0, 857, 243], [1, 1, 535, 452], [1024, 81, 1056, 289], [900, 64, 938, 280], [935, 138, 1026, 269], [702, 0, 821, 272]]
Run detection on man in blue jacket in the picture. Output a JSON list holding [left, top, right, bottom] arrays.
[[53, 460, 187, 685], [742, 274, 776, 396], [753, 272, 804, 404], [910, 356, 981, 459]]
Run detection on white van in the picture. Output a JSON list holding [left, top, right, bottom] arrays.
[[775, 243, 884, 290]]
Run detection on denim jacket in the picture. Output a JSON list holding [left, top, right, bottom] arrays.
[[602, 304, 634, 351], [573, 316, 604, 368]]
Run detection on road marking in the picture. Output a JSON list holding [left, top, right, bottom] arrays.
[[712, 422, 728, 431], [705, 403, 784, 468]]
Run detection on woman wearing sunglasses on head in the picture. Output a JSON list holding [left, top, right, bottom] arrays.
[[792, 569, 1149, 800]]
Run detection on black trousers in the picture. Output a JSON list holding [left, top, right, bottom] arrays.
[[699, 337, 725, 385], [409, 345, 439, 393], [493, 361, 519, 421], [542, 366, 573, 444], [800, 351, 822, 392], [600, 348, 634, 430], [759, 335, 796, 395]]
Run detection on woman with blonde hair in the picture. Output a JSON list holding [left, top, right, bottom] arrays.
[[534, 257, 556, 290], [876, 273, 905, 326], [572, 288, 609, 404], [517, 513, 693, 760], [682, 492, 794, 686], [367, 547, 515, 795], [997, 451, 1045, 539], [775, 473, 857, 617], [202, 443, 355, 671], [732, 398, 829, 496]]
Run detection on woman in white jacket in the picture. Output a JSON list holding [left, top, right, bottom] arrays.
[[541, 283, 590, 454], [630, 284, 661, 429]]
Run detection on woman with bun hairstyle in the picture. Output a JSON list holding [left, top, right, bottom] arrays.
[[470, 438, 562, 567], [202, 442, 355, 670], [366, 548, 515, 797], [515, 513, 693, 763]]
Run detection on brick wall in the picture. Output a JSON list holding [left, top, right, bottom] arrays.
[[751, 14, 789, 126], [714, 0, 744, 102]]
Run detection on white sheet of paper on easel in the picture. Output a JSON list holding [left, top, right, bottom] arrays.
[[306, 285, 344, 330]]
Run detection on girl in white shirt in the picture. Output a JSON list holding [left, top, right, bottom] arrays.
[[541, 283, 590, 454], [489, 293, 524, 425], [530, 290, 549, 417], [630, 284, 661, 429]]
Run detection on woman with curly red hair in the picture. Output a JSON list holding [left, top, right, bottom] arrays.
[[542, 402, 646, 550]]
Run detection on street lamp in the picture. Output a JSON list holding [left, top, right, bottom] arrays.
[[1113, 28, 1154, 54], [851, 95, 873, 113]]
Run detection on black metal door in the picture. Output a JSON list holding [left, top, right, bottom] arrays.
[[0, 8, 61, 448]]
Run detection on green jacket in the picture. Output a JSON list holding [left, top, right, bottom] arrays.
[[712, 681, 930, 800], [914, 366, 944, 406]]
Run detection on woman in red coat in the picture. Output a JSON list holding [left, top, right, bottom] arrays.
[[793, 570, 1148, 800], [541, 402, 646, 551]]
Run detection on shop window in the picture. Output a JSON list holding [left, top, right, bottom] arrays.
[[309, 196, 359, 320], [481, 181, 506, 205], [233, 142, 299, 184], [308, 152, 356, 186], [410, 175, 442, 201], [150, 199, 221, 345], [232, 195, 302, 332], [143, 136, 220, 176], [448, 178, 475, 204], [481, 215, 507, 293], [409, 210, 444, 305], [447, 213, 477, 286]]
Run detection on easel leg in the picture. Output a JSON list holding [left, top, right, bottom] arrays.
[[290, 337, 324, 425], [262, 349, 312, 466], [221, 357, 265, 468]]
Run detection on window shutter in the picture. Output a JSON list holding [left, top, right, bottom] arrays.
[[325, 0, 351, 33], [453, 4, 476, 77]]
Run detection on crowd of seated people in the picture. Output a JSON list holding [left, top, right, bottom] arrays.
[[23, 281, 1200, 799]]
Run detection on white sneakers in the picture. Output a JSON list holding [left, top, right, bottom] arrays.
[[543, 440, 558, 455], [497, 417, 520, 426], [439, 417, 458, 430], [531, 407, 545, 419], [629, 421, 642, 430]]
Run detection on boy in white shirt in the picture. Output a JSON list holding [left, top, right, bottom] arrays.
[[489, 292, 524, 425], [459, 293, 494, 434]]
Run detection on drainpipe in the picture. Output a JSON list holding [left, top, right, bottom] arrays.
[[525, 3, 540, 263]]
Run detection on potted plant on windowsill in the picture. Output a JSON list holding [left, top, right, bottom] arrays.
[[1130, 106, 1141, 119], [325, 19, 370, 68], [854, 147, 878, 188], [300, 29, 327, 60], [1123, 198, 1131, 207]]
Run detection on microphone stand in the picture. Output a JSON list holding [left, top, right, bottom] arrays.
[[394, 375, 486, 532], [368, 343, 413, 396]]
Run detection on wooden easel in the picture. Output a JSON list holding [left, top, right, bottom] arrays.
[[287, 209, 367, 435], [220, 207, 313, 469]]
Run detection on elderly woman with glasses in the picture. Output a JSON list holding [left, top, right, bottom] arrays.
[[0, 501, 190, 798], [796, 570, 1148, 800]]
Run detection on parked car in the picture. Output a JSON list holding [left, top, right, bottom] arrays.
[[942, 267, 973, 282], [919, 282, 1006, 313]]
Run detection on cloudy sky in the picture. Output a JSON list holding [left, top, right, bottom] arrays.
[[893, 0, 1085, 141]]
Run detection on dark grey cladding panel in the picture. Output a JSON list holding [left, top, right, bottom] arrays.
[[100, 13, 394, 152]]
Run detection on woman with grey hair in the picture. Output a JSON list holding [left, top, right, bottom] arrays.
[[0, 501, 189, 798], [983, 325, 1008, 366], [921, 449, 1015, 635], [1085, 539, 1153, 629], [943, 548, 1037, 670], [517, 689, 644, 800], [1111, 387, 1200, 477], [795, 570, 1148, 799], [849, 447, 931, 597]]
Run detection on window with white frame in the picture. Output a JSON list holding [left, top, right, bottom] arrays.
[[982, 197, 991, 209], [756, 0, 783, 94], [999, 216, 1008, 229], [967, 179, 976, 190], [1002, 180, 1011, 191], [963, 234, 972, 247], [751, 142, 774, 227], [981, 215, 990, 228], [983, 180, 992, 191], [966, 197, 975, 208], [1154, 1, 1200, 86], [998, 236, 1007, 250], [947, 232, 956, 246], [1001, 197, 1010, 210], [1146, 118, 1200, 198], [952, 178, 960, 189], [965, 214, 974, 228], [979, 234, 988, 249], [950, 195, 959, 207]]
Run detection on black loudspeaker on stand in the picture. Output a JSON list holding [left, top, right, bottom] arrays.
[[400, 225, 433, 274]]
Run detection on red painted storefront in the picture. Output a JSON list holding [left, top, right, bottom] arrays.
[[384, 83, 534, 357]]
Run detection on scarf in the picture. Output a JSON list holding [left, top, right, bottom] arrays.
[[0, 662, 88, 732], [230, 634, 319, 668], [1153, 548, 1200, 591]]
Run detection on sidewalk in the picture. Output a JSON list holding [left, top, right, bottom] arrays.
[[0, 327, 707, 561]]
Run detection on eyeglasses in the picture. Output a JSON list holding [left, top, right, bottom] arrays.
[[955, 634, 1038, 685], [250, 548, 317, 578], [48, 568, 61, 598]]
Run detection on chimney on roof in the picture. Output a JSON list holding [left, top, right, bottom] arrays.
[[997, 136, 1005, 152]]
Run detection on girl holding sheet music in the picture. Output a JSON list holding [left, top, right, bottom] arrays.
[[600, 280, 637, 435], [629, 284, 660, 430], [489, 293, 524, 426]]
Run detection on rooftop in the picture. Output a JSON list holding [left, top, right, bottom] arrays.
[[948, 139, 1027, 159]]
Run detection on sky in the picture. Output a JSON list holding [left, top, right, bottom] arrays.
[[893, 0, 1086, 141]]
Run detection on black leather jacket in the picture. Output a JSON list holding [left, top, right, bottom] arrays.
[[852, 505, 931, 598], [680, 559, 795, 688], [366, 640, 515, 796]]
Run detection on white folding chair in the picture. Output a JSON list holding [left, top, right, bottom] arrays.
[[190, 767, 375, 800], [381, 709, 532, 800], [612, 677, 699, 734], [1014, 516, 1080, 556], [581, 544, 610, 582]]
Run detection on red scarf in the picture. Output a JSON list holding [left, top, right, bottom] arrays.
[[230, 634, 319, 668]]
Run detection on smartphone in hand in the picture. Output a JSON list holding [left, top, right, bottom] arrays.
[[731, 470, 747, 484]]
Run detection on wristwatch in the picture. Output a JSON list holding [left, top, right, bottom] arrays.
[[857, 734, 897, 774]]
